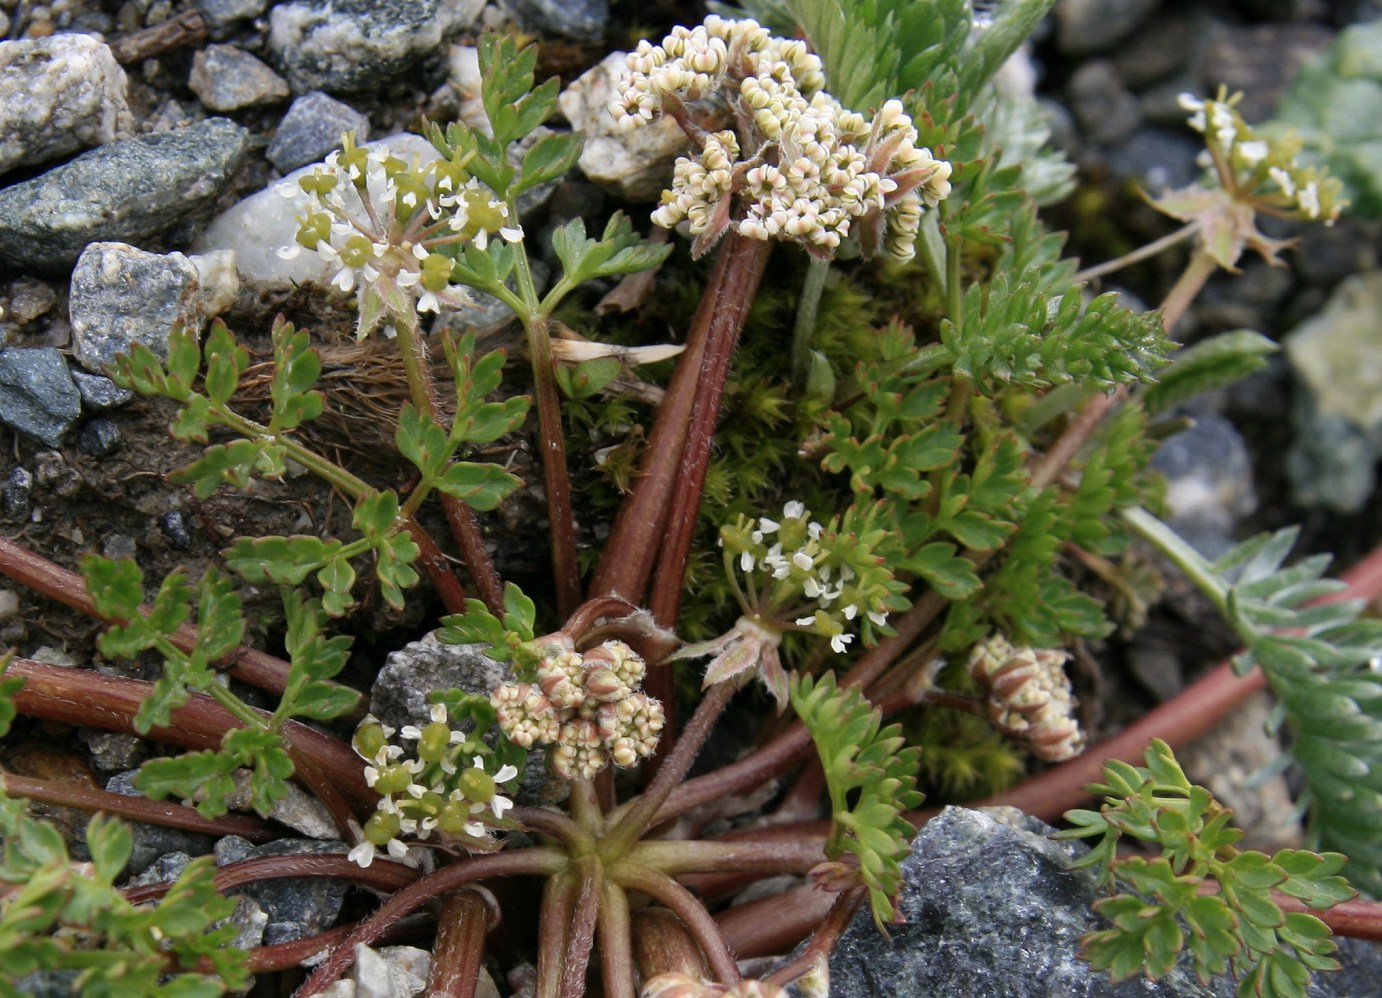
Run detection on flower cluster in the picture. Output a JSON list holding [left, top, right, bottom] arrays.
[[1177, 90, 1344, 224], [347, 707, 519, 868], [641, 975, 791, 998], [277, 133, 523, 338], [491, 639, 665, 779], [611, 16, 951, 261], [967, 634, 1085, 762]]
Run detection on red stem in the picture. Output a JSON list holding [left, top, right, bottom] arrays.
[[526, 315, 583, 619], [428, 889, 499, 998], [1, 772, 279, 844], [125, 852, 419, 905], [559, 857, 603, 998], [715, 881, 834, 960], [609, 861, 741, 986]]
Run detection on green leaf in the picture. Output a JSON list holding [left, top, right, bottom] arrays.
[[501, 581, 537, 638], [85, 814, 133, 886], [555, 356, 623, 399], [136, 751, 240, 819], [396, 402, 451, 480], [170, 439, 262, 498], [515, 130, 583, 196], [268, 317, 324, 433], [82, 554, 146, 621], [224, 535, 344, 585], [1142, 330, 1278, 415], [433, 461, 523, 511], [202, 319, 248, 407], [902, 542, 981, 598]]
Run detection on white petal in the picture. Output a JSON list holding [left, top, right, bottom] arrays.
[[495, 764, 519, 782], [348, 841, 376, 868]]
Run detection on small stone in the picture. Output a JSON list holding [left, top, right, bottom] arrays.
[[230, 770, 338, 838], [194, 0, 270, 36], [1053, 0, 1158, 56], [1066, 61, 1142, 148], [0, 34, 132, 175], [1286, 270, 1382, 512], [0, 347, 81, 445], [220, 894, 269, 951], [76, 415, 122, 456], [214, 835, 351, 944], [125, 849, 193, 887], [0, 118, 250, 275], [0, 590, 18, 621], [190, 44, 291, 111], [1292, 218, 1381, 289], [71, 370, 134, 410], [267, 0, 486, 94], [189, 248, 240, 317], [101, 533, 138, 561], [106, 771, 216, 876], [1150, 412, 1257, 560], [1201, 22, 1336, 122], [1103, 126, 1202, 193], [497, 0, 606, 42], [558, 52, 692, 201], [266, 91, 370, 172], [159, 509, 193, 549], [2, 466, 33, 519], [5, 277, 58, 324], [78, 730, 144, 772], [69, 242, 204, 375], [353, 944, 431, 998], [1111, 9, 1201, 90]]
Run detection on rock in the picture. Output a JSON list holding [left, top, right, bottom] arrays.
[[267, 0, 486, 94], [433, 45, 488, 134], [1067, 61, 1143, 148], [1291, 218, 1381, 289], [105, 771, 216, 876], [1286, 270, 1382, 512], [196, 132, 438, 286], [831, 806, 1229, 997], [220, 894, 270, 951], [76, 415, 122, 456], [126, 849, 193, 887], [0, 347, 81, 446], [189, 248, 240, 317], [1111, 10, 1202, 90], [4, 276, 58, 325], [71, 370, 133, 410], [0, 118, 250, 274], [266, 91, 371, 172], [2, 466, 33, 519], [558, 52, 692, 201], [194, 0, 270, 36], [1053, 0, 1158, 56], [369, 632, 507, 734], [1104, 127, 1203, 193], [229, 770, 338, 839], [189, 44, 291, 111], [214, 835, 351, 944], [354, 944, 431, 998], [1149, 412, 1257, 560], [159, 509, 193, 549], [1201, 22, 1336, 122], [68, 242, 204, 375], [497, 0, 607, 42], [0, 34, 132, 175], [78, 730, 145, 773]]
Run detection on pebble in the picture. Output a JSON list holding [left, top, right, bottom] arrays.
[[1201, 22, 1336, 122], [0, 346, 81, 446], [194, 0, 270, 37], [105, 770, 216, 876], [1110, 8, 1202, 90], [159, 508, 193, 549], [266, 91, 371, 172], [1103, 126, 1203, 193], [267, 0, 486, 94], [68, 242, 205, 375], [0, 118, 250, 274], [1052, 0, 1157, 56], [1066, 60, 1142, 148], [557, 52, 692, 201], [0, 589, 18, 621], [214, 835, 351, 944], [4, 276, 58, 324], [78, 729, 145, 772], [76, 415, 122, 457], [498, 0, 607, 42], [71, 370, 134, 410], [189, 44, 291, 111], [1150, 412, 1257, 560], [1285, 270, 1382, 512], [2, 466, 33, 519], [0, 34, 132, 175]]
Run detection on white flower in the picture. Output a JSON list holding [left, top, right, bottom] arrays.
[[348, 841, 376, 868], [1238, 140, 1268, 165], [386, 838, 409, 859], [783, 500, 805, 519], [830, 632, 853, 654]]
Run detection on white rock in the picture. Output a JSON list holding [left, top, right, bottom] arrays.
[[557, 52, 691, 201], [194, 133, 440, 287], [0, 34, 132, 175], [353, 944, 430, 998]]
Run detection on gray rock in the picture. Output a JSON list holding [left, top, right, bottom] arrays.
[[126, 849, 193, 887], [214, 835, 351, 944], [1104, 127, 1202, 193], [14, 971, 82, 996], [77, 416, 122, 457], [0, 34, 132, 175], [558, 52, 693, 201], [79, 730, 145, 773], [189, 44, 291, 111], [498, 0, 607, 42], [0, 118, 250, 274], [221, 894, 270, 951], [831, 806, 1228, 997], [1201, 23, 1336, 122], [831, 806, 1378, 997], [370, 632, 507, 734], [1150, 412, 1257, 560], [1067, 61, 1143, 148], [267, 0, 486, 94], [194, 0, 270, 36], [353, 944, 431, 998], [1292, 219, 1381, 289], [267, 91, 371, 172], [229, 770, 338, 838], [1111, 10, 1202, 90], [2, 466, 33, 519], [71, 370, 134, 410], [69, 242, 204, 375], [105, 770, 216, 876], [4, 276, 58, 325], [1286, 271, 1382, 512], [0, 347, 81, 446], [160, 509, 193, 549], [1053, 0, 1158, 56]]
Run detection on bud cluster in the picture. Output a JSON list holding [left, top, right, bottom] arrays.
[[967, 634, 1085, 762], [1178, 90, 1343, 223], [641, 975, 793, 998], [347, 707, 519, 868], [611, 16, 950, 262], [277, 133, 523, 337], [491, 639, 665, 779]]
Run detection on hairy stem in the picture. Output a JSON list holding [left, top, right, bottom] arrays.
[[394, 309, 506, 614], [428, 889, 499, 998], [296, 848, 566, 996], [598, 880, 635, 998], [125, 853, 419, 906], [764, 887, 866, 989], [560, 857, 604, 998], [790, 256, 831, 389], [611, 862, 741, 986], [626, 837, 824, 877], [537, 869, 578, 998], [631, 908, 710, 983]]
